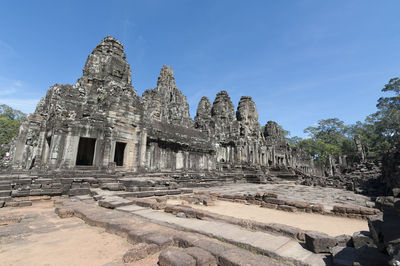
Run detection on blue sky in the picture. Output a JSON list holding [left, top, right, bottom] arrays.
[[1, 1, 399, 137]]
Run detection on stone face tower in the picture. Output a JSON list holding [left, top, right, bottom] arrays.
[[82, 36, 132, 86], [194, 96, 212, 133], [142, 65, 192, 127]]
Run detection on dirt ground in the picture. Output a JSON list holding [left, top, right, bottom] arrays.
[[0, 201, 136, 266], [169, 199, 369, 236]]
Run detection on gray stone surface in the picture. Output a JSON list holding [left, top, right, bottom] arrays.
[[352, 231, 376, 248], [158, 247, 196, 266], [194, 182, 375, 210], [125, 205, 326, 265], [331, 246, 389, 266], [305, 231, 337, 253], [184, 247, 217, 266]]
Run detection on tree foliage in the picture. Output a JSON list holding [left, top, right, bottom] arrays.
[[0, 104, 26, 146], [295, 118, 355, 164], [291, 77, 400, 164]]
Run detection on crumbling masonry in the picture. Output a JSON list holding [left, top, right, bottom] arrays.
[[10, 36, 316, 179]]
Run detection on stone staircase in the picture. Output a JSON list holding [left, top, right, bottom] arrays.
[[0, 164, 275, 207], [268, 167, 298, 180]]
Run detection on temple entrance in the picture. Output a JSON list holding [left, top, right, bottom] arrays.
[[76, 137, 96, 166], [114, 142, 126, 166]]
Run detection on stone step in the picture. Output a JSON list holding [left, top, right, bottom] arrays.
[[0, 184, 11, 190], [120, 206, 326, 266], [0, 196, 12, 202], [0, 190, 11, 197], [68, 188, 91, 196], [5, 200, 32, 207], [98, 196, 134, 209]]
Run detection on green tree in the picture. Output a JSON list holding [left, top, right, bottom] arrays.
[[370, 77, 400, 145], [0, 104, 26, 121], [0, 104, 26, 146], [296, 118, 356, 164]]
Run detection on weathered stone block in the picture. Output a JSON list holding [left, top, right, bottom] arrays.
[[127, 229, 152, 244], [69, 188, 90, 196], [55, 207, 75, 218], [0, 190, 11, 197], [144, 233, 173, 248], [158, 247, 196, 266], [352, 231, 376, 248], [11, 190, 29, 197], [263, 197, 285, 205], [184, 247, 217, 266], [333, 205, 347, 214], [286, 200, 309, 209], [393, 188, 400, 198], [277, 205, 297, 212], [310, 204, 324, 213], [218, 247, 280, 266], [0, 184, 11, 190], [331, 246, 389, 266], [260, 202, 277, 209], [305, 231, 337, 253], [123, 243, 159, 263], [18, 201, 32, 207], [335, 234, 353, 247]]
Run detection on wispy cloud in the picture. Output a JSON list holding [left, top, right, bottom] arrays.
[[0, 77, 24, 96], [0, 98, 39, 114], [0, 77, 39, 113], [0, 40, 18, 58]]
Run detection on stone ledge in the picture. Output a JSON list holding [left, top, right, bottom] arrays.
[[55, 198, 285, 266]]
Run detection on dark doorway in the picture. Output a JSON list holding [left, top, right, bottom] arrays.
[[76, 137, 96, 166], [114, 142, 126, 166], [46, 137, 52, 148]]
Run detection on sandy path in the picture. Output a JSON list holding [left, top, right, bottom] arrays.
[[0, 202, 132, 266], [171, 200, 368, 236]]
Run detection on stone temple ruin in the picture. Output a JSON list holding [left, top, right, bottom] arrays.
[[1, 37, 399, 266], [11, 36, 315, 179]]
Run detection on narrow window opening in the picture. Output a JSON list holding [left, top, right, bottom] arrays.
[[76, 137, 96, 166], [46, 137, 52, 148], [114, 142, 126, 166]]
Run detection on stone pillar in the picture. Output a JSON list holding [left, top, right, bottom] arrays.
[[139, 130, 147, 168], [61, 132, 79, 169]]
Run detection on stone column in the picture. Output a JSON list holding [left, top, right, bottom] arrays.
[[139, 130, 147, 168]]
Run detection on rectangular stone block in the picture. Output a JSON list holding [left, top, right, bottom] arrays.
[[0, 184, 11, 190], [260, 202, 277, 209], [277, 205, 297, 212], [305, 231, 338, 253], [69, 188, 90, 196], [0, 190, 11, 197], [263, 197, 285, 205]]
